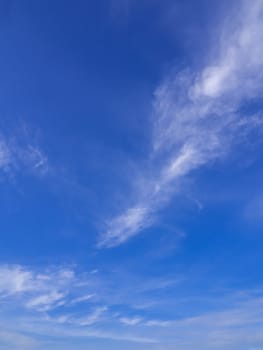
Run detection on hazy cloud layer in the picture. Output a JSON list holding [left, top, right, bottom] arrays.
[[1, 264, 263, 349]]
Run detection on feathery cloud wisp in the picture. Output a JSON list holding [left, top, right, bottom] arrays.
[[99, 0, 263, 247], [0, 265, 74, 308], [2, 265, 263, 348], [0, 126, 49, 178], [120, 316, 143, 326]]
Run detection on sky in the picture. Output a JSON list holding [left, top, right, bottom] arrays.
[[0, 0, 263, 349]]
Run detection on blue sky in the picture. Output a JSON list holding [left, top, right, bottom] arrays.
[[1, 0, 263, 349]]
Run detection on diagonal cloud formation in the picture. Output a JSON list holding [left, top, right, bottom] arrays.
[[99, 0, 263, 248]]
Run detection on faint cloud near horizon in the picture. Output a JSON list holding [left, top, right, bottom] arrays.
[[2, 263, 263, 349]]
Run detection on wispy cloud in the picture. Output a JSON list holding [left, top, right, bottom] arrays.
[[0, 265, 35, 295], [120, 316, 143, 326], [99, 0, 263, 247], [98, 207, 152, 247], [1, 266, 263, 349], [26, 291, 66, 312], [0, 264, 160, 346], [70, 294, 95, 305], [2, 265, 263, 349], [0, 125, 49, 179], [0, 138, 11, 170], [0, 265, 74, 308], [74, 306, 108, 326]]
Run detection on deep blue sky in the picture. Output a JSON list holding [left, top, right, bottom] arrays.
[[0, 1, 263, 349]]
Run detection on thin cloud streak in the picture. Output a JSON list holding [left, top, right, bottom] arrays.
[[2, 265, 263, 348], [120, 316, 143, 326], [99, 0, 263, 247], [0, 265, 74, 310], [2, 282, 263, 348], [70, 294, 95, 305]]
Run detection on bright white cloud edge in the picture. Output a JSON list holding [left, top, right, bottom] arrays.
[[99, 0, 263, 248]]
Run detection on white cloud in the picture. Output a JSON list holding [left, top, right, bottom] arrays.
[[1, 282, 263, 349], [120, 316, 143, 326], [98, 207, 152, 248], [0, 265, 75, 311], [99, 0, 263, 247], [18, 144, 49, 175], [0, 126, 49, 178], [0, 265, 35, 295], [193, 0, 263, 100], [2, 264, 263, 348], [26, 291, 66, 312], [74, 306, 108, 326], [70, 294, 95, 305]]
